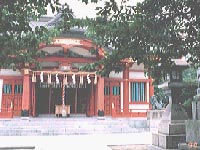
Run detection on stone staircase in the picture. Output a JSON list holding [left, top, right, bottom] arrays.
[[0, 115, 151, 136]]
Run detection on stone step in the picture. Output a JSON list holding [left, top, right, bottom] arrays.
[[0, 126, 150, 136], [0, 117, 151, 135]]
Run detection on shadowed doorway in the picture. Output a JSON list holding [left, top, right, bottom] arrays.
[[35, 82, 62, 115], [65, 84, 90, 114]]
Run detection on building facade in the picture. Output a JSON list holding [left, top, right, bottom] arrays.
[[0, 34, 154, 118]]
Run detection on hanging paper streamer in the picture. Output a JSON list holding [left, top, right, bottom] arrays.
[[40, 72, 43, 83], [47, 73, 51, 84], [56, 73, 59, 84], [80, 75, 83, 85], [63, 74, 68, 85], [32, 72, 36, 83], [87, 74, 91, 84], [72, 74, 76, 84], [94, 74, 97, 85]]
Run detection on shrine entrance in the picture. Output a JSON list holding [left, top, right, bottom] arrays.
[[35, 82, 62, 114], [65, 84, 90, 114], [35, 82, 90, 115]]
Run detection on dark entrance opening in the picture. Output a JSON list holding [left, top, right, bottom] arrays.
[[35, 82, 90, 115], [35, 82, 62, 115], [65, 83, 90, 114], [66, 85, 90, 114]]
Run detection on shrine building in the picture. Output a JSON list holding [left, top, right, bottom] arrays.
[[0, 17, 154, 118]]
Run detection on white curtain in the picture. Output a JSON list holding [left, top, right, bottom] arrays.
[[0, 79, 3, 112]]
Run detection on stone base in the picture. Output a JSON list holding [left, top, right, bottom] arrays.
[[178, 143, 200, 150], [152, 132, 185, 149], [148, 144, 177, 150], [158, 120, 185, 135], [150, 119, 186, 149]]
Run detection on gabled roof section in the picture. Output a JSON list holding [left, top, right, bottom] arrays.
[[39, 37, 104, 59], [31, 12, 105, 59]]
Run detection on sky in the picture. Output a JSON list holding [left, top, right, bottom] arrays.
[[47, 0, 143, 18]]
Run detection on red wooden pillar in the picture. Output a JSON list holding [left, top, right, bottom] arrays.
[[149, 78, 154, 109], [96, 77, 104, 114], [123, 63, 130, 115], [94, 82, 98, 116], [32, 83, 36, 117], [21, 69, 31, 117], [149, 78, 154, 97]]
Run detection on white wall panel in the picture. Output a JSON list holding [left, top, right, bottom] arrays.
[[109, 71, 123, 79], [0, 69, 22, 76], [129, 104, 149, 110], [129, 72, 148, 79]]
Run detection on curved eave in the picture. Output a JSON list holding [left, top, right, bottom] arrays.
[[38, 37, 105, 59], [37, 57, 99, 63]]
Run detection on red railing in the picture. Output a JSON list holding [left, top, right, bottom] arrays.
[[0, 108, 13, 118]]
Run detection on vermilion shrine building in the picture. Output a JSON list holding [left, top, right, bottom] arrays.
[[0, 20, 154, 118]]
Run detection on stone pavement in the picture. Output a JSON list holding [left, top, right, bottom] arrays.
[[0, 133, 152, 150]]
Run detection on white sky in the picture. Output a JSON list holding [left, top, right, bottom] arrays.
[[47, 0, 143, 18]]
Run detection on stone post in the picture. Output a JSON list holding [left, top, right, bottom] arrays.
[[192, 95, 200, 120]]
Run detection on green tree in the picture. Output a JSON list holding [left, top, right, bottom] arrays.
[[85, 0, 200, 81], [2, 0, 200, 82], [0, 0, 61, 68], [0, 0, 81, 69]]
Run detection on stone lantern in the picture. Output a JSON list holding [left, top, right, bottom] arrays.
[[149, 59, 189, 150]]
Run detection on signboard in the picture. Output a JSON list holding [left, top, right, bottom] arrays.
[[53, 38, 82, 45]]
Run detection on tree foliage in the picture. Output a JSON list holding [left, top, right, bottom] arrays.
[[0, 0, 78, 69], [1, 0, 200, 82], [85, 0, 200, 81], [0, 0, 61, 68]]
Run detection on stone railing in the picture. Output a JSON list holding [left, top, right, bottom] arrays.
[[147, 109, 165, 120], [147, 110, 165, 132]]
